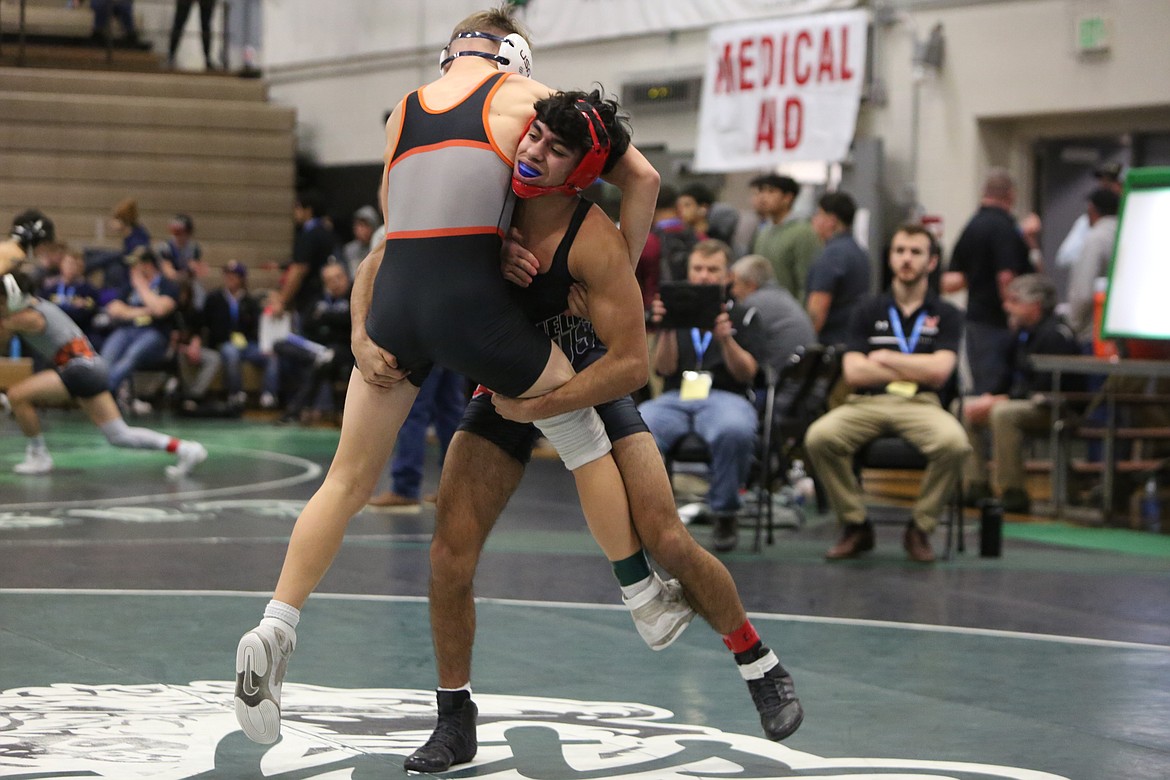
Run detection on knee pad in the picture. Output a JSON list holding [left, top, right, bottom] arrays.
[[534, 406, 611, 471]]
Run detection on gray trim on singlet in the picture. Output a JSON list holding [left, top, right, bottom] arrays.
[[22, 300, 85, 361], [385, 145, 514, 238]]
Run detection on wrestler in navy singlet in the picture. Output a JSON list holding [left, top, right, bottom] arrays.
[[365, 72, 553, 396], [460, 197, 648, 463]]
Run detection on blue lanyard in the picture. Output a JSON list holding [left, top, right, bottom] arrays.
[[690, 327, 713, 367], [888, 306, 926, 354]]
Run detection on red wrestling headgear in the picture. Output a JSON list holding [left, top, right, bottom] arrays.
[[512, 100, 611, 199]]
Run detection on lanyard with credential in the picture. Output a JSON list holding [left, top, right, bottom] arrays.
[[690, 328, 713, 370], [888, 306, 926, 354]]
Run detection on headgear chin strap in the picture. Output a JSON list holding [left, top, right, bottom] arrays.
[[439, 31, 533, 77], [512, 101, 611, 199], [2, 273, 30, 313]]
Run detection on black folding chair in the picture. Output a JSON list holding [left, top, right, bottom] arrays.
[[852, 374, 966, 559]]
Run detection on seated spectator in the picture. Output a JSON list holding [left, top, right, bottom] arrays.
[[342, 205, 382, 279], [273, 262, 352, 424], [806, 191, 872, 347], [40, 248, 100, 339], [99, 248, 179, 404], [157, 214, 207, 309], [204, 260, 278, 410], [962, 274, 1083, 513], [638, 239, 766, 553], [172, 279, 221, 411], [804, 224, 970, 563], [86, 197, 151, 294], [728, 254, 816, 378]]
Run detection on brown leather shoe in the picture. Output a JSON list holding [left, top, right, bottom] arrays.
[[367, 491, 421, 513], [825, 521, 875, 559], [903, 523, 936, 563]]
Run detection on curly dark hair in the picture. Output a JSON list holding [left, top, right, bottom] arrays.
[[532, 87, 631, 174]]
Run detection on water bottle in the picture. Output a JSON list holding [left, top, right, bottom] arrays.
[[980, 498, 1004, 558], [1141, 477, 1162, 534]]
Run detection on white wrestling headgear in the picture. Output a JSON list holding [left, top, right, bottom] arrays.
[[439, 31, 532, 77], [2, 273, 30, 313]]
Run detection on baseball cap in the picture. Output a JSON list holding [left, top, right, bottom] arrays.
[[223, 260, 248, 277]]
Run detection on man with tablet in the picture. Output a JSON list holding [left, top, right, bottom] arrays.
[[639, 238, 771, 552]]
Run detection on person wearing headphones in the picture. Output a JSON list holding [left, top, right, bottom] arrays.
[[233, 4, 691, 747]]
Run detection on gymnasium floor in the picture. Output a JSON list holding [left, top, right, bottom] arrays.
[[2, 412, 1169, 779]]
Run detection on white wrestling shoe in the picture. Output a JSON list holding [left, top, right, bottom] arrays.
[[14, 446, 53, 475], [623, 571, 697, 651], [165, 440, 207, 479], [235, 617, 296, 744]]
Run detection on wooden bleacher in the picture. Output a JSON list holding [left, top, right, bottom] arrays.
[[0, 0, 295, 289]]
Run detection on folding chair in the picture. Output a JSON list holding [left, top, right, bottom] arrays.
[[852, 375, 966, 559]]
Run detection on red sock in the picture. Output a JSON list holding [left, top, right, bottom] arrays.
[[166, 438, 179, 453], [722, 620, 760, 654]]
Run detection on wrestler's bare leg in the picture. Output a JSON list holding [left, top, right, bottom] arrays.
[[517, 343, 638, 561], [273, 369, 419, 608], [613, 432, 746, 634]]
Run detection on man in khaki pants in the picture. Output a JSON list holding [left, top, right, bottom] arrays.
[[804, 224, 970, 563]]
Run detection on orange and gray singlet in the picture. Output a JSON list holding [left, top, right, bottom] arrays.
[[365, 71, 552, 396]]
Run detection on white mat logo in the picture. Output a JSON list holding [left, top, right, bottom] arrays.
[[0, 682, 1069, 779]]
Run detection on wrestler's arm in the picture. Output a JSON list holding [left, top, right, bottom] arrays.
[[493, 213, 647, 423], [601, 145, 660, 268], [0, 306, 46, 335], [350, 107, 407, 387]]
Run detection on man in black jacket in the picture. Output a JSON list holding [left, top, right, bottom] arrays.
[[203, 261, 279, 409], [961, 274, 1082, 513]]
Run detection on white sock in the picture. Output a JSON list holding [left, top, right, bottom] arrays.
[[27, 435, 47, 453], [263, 599, 300, 629], [438, 683, 472, 694], [619, 574, 656, 601]]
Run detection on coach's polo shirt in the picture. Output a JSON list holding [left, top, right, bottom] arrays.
[[845, 291, 963, 394]]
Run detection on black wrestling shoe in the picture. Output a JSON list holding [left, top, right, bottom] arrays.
[[743, 650, 804, 741], [404, 689, 477, 773]]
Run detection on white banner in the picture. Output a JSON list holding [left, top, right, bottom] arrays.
[[524, 0, 857, 46], [693, 9, 869, 172]]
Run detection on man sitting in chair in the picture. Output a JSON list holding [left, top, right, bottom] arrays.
[[640, 239, 770, 552], [804, 224, 970, 563]]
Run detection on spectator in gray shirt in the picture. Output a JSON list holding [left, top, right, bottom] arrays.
[[729, 254, 816, 376], [1066, 187, 1120, 345]]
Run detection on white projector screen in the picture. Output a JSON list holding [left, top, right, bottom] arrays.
[[1102, 182, 1170, 340]]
